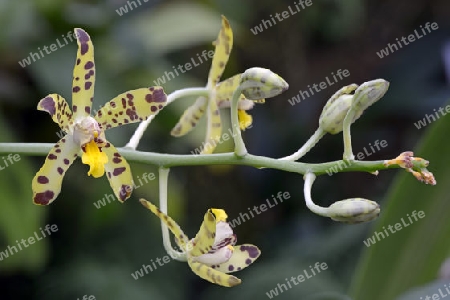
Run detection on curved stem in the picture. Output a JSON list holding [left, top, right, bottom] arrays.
[[342, 108, 356, 161], [158, 167, 187, 261], [126, 87, 209, 150], [303, 173, 330, 217], [230, 86, 247, 157], [279, 127, 326, 161], [0, 143, 401, 176]]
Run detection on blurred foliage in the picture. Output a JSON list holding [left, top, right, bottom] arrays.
[[0, 0, 449, 299]]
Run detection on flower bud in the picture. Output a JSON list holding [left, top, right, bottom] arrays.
[[239, 67, 288, 100], [319, 93, 363, 134], [327, 198, 380, 224], [351, 79, 389, 112]]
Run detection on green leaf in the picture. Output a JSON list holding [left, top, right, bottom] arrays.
[[349, 102, 450, 299]]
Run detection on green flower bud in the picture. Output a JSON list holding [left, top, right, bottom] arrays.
[[351, 79, 389, 112], [319, 84, 361, 134], [240, 67, 288, 100], [327, 198, 380, 224]]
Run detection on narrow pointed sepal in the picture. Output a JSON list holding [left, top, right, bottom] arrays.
[[32, 136, 79, 205], [171, 97, 208, 137], [188, 257, 241, 287], [212, 244, 261, 273], [190, 209, 217, 256], [95, 87, 167, 130], [139, 199, 189, 247], [102, 141, 134, 202], [37, 94, 74, 131], [201, 98, 222, 154], [72, 28, 95, 119], [207, 15, 233, 87]]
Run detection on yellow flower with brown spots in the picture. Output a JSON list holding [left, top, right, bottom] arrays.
[[32, 28, 168, 205], [140, 199, 261, 287], [170, 16, 265, 154]]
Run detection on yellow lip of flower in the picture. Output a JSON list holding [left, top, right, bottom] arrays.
[[81, 140, 108, 178], [238, 109, 253, 130]]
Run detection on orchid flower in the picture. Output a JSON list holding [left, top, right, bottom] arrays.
[[140, 199, 261, 287], [32, 28, 168, 205], [170, 16, 265, 154]]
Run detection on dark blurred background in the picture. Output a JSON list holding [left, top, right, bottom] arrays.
[[0, 0, 449, 299]]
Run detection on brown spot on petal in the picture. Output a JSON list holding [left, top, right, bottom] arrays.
[[57, 167, 64, 175], [48, 154, 57, 160], [34, 190, 55, 205], [84, 61, 94, 69], [40, 97, 56, 115], [113, 167, 126, 176], [37, 176, 49, 184]]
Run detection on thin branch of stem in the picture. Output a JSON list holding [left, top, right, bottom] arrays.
[[279, 128, 326, 161], [126, 87, 209, 150], [158, 167, 186, 261]]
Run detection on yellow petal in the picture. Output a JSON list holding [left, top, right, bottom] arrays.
[[207, 16, 233, 88], [37, 94, 73, 132], [81, 140, 108, 178], [238, 110, 253, 130], [94, 87, 168, 130], [210, 209, 228, 223], [190, 210, 217, 257], [72, 28, 95, 119], [201, 98, 222, 154], [188, 257, 241, 287]]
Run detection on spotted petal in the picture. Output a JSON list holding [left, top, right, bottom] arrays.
[[101, 141, 134, 202], [72, 28, 95, 119], [190, 209, 217, 257], [207, 15, 233, 88], [37, 94, 74, 131], [139, 199, 189, 248], [188, 257, 241, 287], [32, 136, 79, 205], [94, 87, 167, 130], [170, 97, 208, 137], [200, 98, 222, 155], [213, 244, 261, 273]]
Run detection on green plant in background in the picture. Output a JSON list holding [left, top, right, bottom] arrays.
[[0, 15, 437, 289]]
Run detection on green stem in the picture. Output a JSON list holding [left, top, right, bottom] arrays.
[[342, 108, 356, 161], [230, 86, 248, 157], [126, 87, 209, 150], [0, 143, 400, 176], [158, 167, 187, 262], [279, 128, 326, 161], [303, 173, 330, 217]]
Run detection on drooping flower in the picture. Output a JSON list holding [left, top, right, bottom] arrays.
[[32, 28, 168, 205], [170, 16, 266, 154], [140, 199, 261, 287]]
